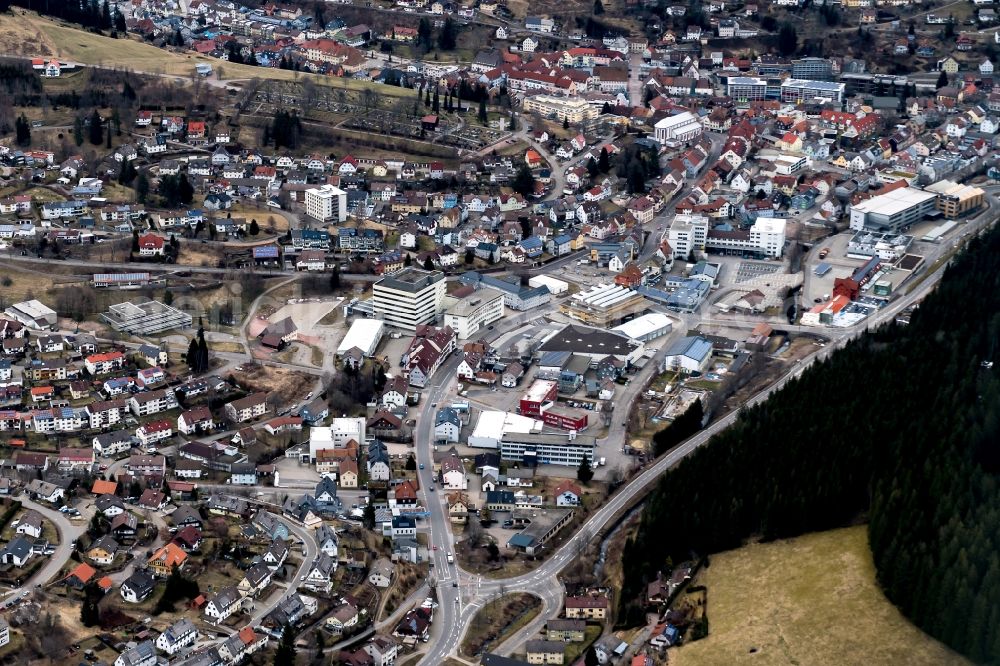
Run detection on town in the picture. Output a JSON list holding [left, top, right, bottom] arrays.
[[0, 0, 997, 662]]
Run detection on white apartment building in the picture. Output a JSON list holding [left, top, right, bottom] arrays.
[[309, 418, 367, 461], [304, 184, 347, 223], [667, 214, 710, 260], [373, 267, 446, 331], [443, 288, 505, 339], [521, 95, 599, 125]]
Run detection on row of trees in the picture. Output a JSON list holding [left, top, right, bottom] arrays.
[[618, 224, 1000, 662], [7, 0, 125, 33]]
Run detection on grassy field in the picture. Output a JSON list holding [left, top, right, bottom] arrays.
[[460, 592, 542, 658], [670, 526, 969, 666], [1, 10, 413, 99]]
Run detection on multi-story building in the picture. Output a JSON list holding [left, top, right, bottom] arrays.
[[779, 78, 845, 104], [373, 267, 446, 331], [129, 389, 176, 417], [521, 95, 599, 126], [84, 351, 127, 375], [705, 218, 786, 258], [791, 57, 834, 80], [499, 432, 597, 467], [924, 180, 985, 218], [225, 393, 269, 423], [667, 214, 709, 260], [443, 288, 505, 340], [305, 184, 347, 223], [725, 76, 769, 101], [849, 187, 938, 233]]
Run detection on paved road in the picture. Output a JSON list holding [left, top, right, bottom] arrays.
[[416, 197, 997, 663]]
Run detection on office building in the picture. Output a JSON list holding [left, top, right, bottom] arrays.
[[791, 57, 834, 81], [305, 184, 347, 223], [372, 267, 446, 331], [924, 180, 985, 218], [726, 76, 769, 101], [780, 79, 845, 104], [102, 300, 193, 335], [653, 111, 703, 145], [667, 214, 709, 260], [443, 288, 505, 339], [705, 218, 786, 258], [849, 187, 938, 233], [499, 432, 597, 467]]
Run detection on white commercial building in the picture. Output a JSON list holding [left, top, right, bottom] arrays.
[[5, 300, 58, 330], [654, 111, 703, 145], [705, 218, 786, 258], [443, 288, 505, 340], [468, 410, 543, 449], [305, 184, 347, 223], [667, 214, 709, 260], [102, 300, 193, 335], [780, 78, 845, 104], [527, 275, 569, 295], [309, 418, 367, 461], [612, 312, 673, 342], [336, 319, 385, 357], [373, 267, 447, 331], [849, 187, 938, 233]]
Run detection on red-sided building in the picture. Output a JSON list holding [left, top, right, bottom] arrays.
[[519, 379, 558, 417]]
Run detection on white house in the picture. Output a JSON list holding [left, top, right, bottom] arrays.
[[156, 619, 198, 655]]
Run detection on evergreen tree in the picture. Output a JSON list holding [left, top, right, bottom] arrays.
[[936, 69, 949, 89], [478, 97, 488, 124], [136, 172, 149, 204], [88, 109, 104, 145], [274, 624, 297, 665], [114, 9, 126, 32], [438, 17, 457, 50], [598, 147, 610, 173], [362, 502, 376, 529], [417, 17, 433, 52], [119, 159, 137, 186], [248, 219, 260, 236], [186, 338, 199, 370], [508, 112, 517, 131], [330, 264, 341, 290], [587, 157, 599, 178], [594, 0, 604, 14], [512, 164, 535, 196], [14, 114, 30, 147], [585, 647, 600, 666], [73, 115, 85, 146], [777, 23, 798, 56], [577, 456, 594, 484], [423, 256, 435, 271], [432, 88, 440, 114]]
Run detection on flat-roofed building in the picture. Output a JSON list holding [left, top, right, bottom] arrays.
[[336, 319, 385, 357], [373, 267, 446, 331], [561, 283, 650, 327], [102, 300, 193, 334], [705, 217, 786, 258], [521, 95, 599, 126], [779, 78, 845, 103], [443, 287, 505, 339], [849, 187, 938, 233], [725, 76, 768, 101], [924, 180, 985, 218], [499, 432, 596, 467], [304, 184, 347, 223], [92, 273, 152, 289], [469, 410, 544, 449]]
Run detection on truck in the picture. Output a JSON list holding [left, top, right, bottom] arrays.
[[599, 457, 606, 466], [818, 247, 830, 259]]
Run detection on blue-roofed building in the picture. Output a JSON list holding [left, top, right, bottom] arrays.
[[475, 242, 500, 262], [547, 233, 574, 256], [636, 279, 710, 313], [518, 236, 545, 258], [291, 229, 331, 250], [434, 407, 461, 443], [459, 272, 551, 311], [253, 245, 281, 265], [662, 335, 713, 374], [337, 227, 384, 253]]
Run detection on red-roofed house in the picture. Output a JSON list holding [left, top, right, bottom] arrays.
[[137, 233, 166, 257]]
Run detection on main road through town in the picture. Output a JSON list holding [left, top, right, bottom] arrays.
[[416, 196, 1000, 664]]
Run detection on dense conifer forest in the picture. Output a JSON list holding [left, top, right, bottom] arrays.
[[620, 224, 1000, 663]]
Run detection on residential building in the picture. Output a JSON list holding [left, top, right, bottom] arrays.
[[305, 184, 347, 223]]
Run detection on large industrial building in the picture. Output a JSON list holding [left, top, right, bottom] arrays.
[[538, 324, 644, 364], [849, 187, 939, 233], [499, 432, 597, 467], [924, 180, 985, 219], [304, 184, 347, 223], [336, 319, 385, 357], [611, 312, 673, 343], [443, 288, 505, 339], [527, 275, 568, 296], [469, 410, 543, 449], [653, 111, 703, 146], [102, 300, 192, 335], [561, 283, 650, 327], [705, 218, 786, 258], [372, 267, 446, 331], [5, 300, 58, 330]]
